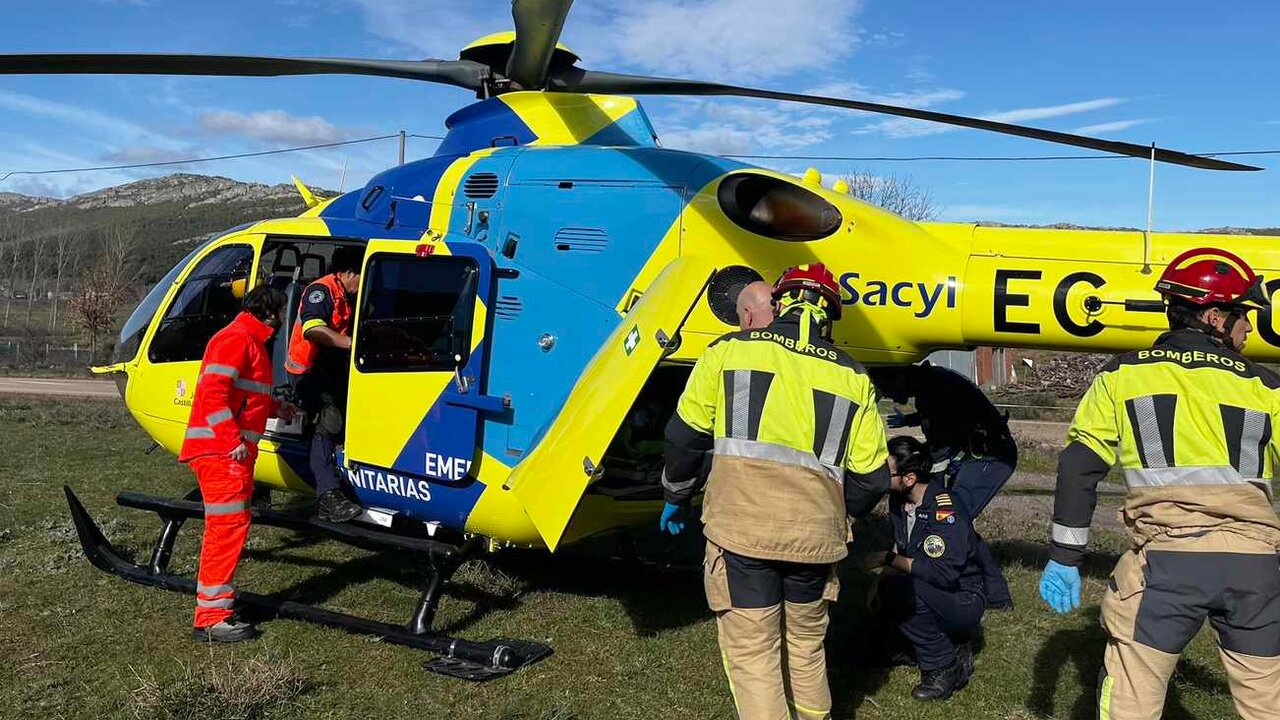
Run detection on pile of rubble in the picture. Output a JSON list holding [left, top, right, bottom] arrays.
[[1011, 352, 1112, 398]]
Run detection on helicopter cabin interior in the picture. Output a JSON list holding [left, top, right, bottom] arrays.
[[117, 229, 685, 503]]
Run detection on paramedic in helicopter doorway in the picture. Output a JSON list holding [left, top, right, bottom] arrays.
[[660, 264, 892, 720], [285, 246, 365, 523]]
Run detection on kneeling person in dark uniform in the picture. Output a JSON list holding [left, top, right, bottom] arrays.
[[874, 361, 1015, 610], [865, 436, 985, 701]]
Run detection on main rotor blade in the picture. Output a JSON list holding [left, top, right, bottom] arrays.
[[549, 69, 1260, 171], [0, 54, 490, 91], [506, 0, 574, 90]]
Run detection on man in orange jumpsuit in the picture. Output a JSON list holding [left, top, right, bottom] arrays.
[[179, 285, 290, 642]]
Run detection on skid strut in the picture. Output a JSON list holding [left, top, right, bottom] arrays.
[[65, 486, 550, 681]]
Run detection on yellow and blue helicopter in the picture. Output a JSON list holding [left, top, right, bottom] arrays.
[[6, 0, 1278, 679]]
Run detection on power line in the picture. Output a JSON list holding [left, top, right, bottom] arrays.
[[3, 133, 1273, 179], [0, 132, 444, 181], [722, 149, 1280, 162]]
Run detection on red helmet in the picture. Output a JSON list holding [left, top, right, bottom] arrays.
[[774, 263, 842, 319], [1154, 248, 1269, 308]]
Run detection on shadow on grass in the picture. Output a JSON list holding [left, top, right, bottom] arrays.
[[240, 526, 710, 639], [989, 539, 1119, 581], [1025, 605, 1227, 720]]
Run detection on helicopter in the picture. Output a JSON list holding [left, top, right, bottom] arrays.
[[7, 0, 1280, 680]]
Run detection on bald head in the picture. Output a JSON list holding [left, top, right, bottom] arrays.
[[736, 281, 776, 331]]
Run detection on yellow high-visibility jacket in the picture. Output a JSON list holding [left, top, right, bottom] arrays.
[[664, 312, 890, 564], [1051, 328, 1280, 565]]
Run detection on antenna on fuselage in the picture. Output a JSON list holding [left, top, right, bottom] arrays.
[[1142, 142, 1156, 274]]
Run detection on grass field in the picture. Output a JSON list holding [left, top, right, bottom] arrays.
[[0, 396, 1245, 719]]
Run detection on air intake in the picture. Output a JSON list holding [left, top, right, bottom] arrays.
[[553, 227, 609, 253], [707, 265, 766, 326], [463, 172, 500, 198], [495, 296, 522, 320]]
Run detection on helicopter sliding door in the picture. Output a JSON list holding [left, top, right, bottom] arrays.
[[343, 238, 497, 518], [125, 236, 261, 453]]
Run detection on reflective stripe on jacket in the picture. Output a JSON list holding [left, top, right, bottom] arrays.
[[1050, 328, 1280, 565], [663, 312, 891, 564], [178, 311, 277, 463], [285, 273, 351, 376]]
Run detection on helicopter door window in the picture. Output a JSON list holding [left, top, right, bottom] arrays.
[[148, 245, 256, 364], [354, 254, 478, 373]]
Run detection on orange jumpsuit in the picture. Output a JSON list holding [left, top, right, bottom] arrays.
[[178, 311, 276, 628]]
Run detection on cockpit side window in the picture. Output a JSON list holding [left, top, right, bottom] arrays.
[[147, 244, 255, 364]]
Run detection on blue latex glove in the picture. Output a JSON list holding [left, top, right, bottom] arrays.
[[659, 502, 686, 535], [886, 407, 907, 429], [1039, 560, 1082, 614]]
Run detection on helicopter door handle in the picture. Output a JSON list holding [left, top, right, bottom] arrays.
[[463, 202, 476, 234], [443, 392, 508, 414]]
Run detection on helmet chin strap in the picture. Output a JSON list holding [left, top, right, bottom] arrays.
[[1188, 305, 1245, 352], [1221, 308, 1247, 352], [778, 295, 830, 349]]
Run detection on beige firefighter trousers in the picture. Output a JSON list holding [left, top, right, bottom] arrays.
[[1099, 531, 1280, 720], [704, 541, 840, 720]]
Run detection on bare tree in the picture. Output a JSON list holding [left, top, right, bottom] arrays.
[[100, 226, 139, 284], [3, 241, 18, 329], [69, 255, 129, 363], [25, 237, 45, 325], [838, 171, 938, 222], [49, 233, 77, 333], [1, 215, 26, 329]]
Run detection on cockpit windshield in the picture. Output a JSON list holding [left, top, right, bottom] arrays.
[[113, 223, 263, 365], [113, 240, 210, 365]]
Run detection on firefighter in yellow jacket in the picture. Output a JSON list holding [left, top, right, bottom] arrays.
[[661, 264, 891, 720], [1039, 247, 1280, 720]]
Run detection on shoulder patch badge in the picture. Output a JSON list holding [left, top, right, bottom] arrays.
[[923, 534, 947, 558], [307, 289, 325, 304], [935, 508, 956, 524]]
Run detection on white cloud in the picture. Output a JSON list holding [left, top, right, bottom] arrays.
[[347, 0, 867, 82], [863, 30, 905, 48], [1072, 119, 1153, 136], [861, 97, 1128, 139], [345, 0, 495, 59], [901, 54, 934, 83], [101, 146, 195, 164], [0, 89, 158, 141], [655, 98, 833, 155], [597, 0, 863, 81], [983, 98, 1127, 124], [803, 82, 966, 110], [198, 110, 352, 145]]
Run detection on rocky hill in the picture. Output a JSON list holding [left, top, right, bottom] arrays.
[[0, 173, 334, 285], [57, 173, 311, 211]]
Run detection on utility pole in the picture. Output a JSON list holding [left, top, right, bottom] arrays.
[[398, 130, 406, 165]]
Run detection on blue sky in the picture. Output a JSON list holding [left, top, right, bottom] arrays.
[[1, 0, 1277, 229]]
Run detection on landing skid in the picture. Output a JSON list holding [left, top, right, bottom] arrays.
[[64, 486, 551, 681]]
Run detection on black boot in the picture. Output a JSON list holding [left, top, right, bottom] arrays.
[[911, 650, 974, 701], [316, 490, 362, 523]]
